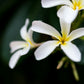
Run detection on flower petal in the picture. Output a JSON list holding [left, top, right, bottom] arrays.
[[31, 21, 61, 39], [28, 28, 34, 43], [61, 42, 81, 62], [27, 28, 39, 47], [10, 41, 27, 53], [60, 19, 71, 37], [21, 43, 30, 55], [68, 28, 84, 41], [9, 43, 30, 69], [9, 50, 22, 69], [57, 6, 78, 23], [20, 18, 29, 41], [34, 40, 60, 60], [41, 0, 72, 8]]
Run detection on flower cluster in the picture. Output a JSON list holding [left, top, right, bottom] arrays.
[[9, 19, 40, 69], [9, 0, 84, 69]]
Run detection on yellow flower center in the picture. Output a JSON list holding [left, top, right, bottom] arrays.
[[72, 0, 83, 10], [55, 35, 70, 45], [58, 37, 67, 45], [26, 38, 35, 48], [27, 38, 32, 45]]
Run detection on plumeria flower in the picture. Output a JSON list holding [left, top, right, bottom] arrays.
[[9, 19, 40, 69], [41, 0, 84, 23], [31, 20, 84, 62]]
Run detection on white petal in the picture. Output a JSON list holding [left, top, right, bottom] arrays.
[[27, 28, 38, 46], [34, 40, 59, 60], [57, 6, 78, 23], [9, 50, 22, 69], [61, 42, 81, 62], [9, 43, 30, 69], [10, 41, 27, 53], [31, 21, 61, 39], [41, 0, 72, 8], [60, 19, 71, 37], [21, 42, 30, 55], [20, 18, 29, 41], [68, 28, 84, 41]]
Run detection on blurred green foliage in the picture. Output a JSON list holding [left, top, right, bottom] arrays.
[[1, 0, 84, 84]]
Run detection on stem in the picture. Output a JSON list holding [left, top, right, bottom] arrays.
[[71, 62, 79, 81]]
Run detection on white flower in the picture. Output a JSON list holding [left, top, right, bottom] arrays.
[[9, 19, 39, 69], [41, 0, 84, 23], [31, 20, 84, 62]]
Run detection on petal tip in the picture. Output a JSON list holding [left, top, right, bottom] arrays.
[[34, 50, 47, 61], [57, 6, 78, 23], [75, 55, 81, 62], [71, 53, 81, 62], [9, 62, 15, 69], [41, 0, 47, 8], [34, 52, 42, 61], [25, 18, 29, 25]]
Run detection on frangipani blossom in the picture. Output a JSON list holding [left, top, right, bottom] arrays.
[[41, 0, 84, 23], [31, 20, 84, 62], [9, 19, 39, 69]]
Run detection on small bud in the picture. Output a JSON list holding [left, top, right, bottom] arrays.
[[57, 57, 67, 69], [71, 62, 79, 81]]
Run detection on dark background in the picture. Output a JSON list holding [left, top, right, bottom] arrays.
[[1, 0, 84, 84]]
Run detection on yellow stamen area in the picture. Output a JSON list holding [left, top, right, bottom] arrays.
[[72, 0, 83, 10], [27, 38, 32, 45], [26, 38, 35, 48], [58, 37, 68, 45], [55, 35, 70, 46]]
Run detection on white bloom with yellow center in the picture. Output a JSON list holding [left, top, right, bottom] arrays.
[[41, 0, 84, 23], [31, 20, 84, 62], [9, 19, 39, 69]]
